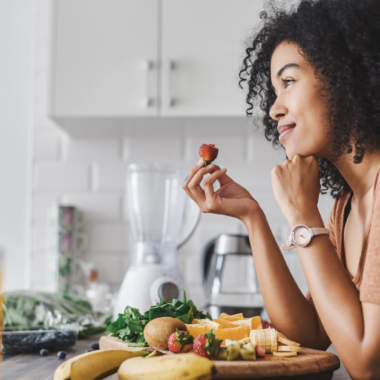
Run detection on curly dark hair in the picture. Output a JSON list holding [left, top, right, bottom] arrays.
[[238, 0, 380, 198]]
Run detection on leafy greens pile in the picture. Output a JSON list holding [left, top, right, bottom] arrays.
[[3, 291, 112, 337], [107, 290, 211, 346]]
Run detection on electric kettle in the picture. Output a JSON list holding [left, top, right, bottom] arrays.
[[202, 234, 264, 319]]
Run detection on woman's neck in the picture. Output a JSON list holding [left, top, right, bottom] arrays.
[[334, 152, 380, 199]]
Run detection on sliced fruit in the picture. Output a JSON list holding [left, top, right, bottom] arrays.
[[185, 324, 210, 340], [278, 345, 302, 353], [238, 337, 251, 344], [240, 343, 256, 360], [226, 341, 241, 361], [231, 320, 251, 335], [273, 351, 297, 357], [250, 328, 277, 353], [214, 326, 248, 343], [220, 312, 244, 321], [192, 319, 221, 330], [250, 316, 262, 330], [213, 318, 237, 329], [215, 346, 228, 360], [54, 349, 149, 380], [233, 316, 262, 330], [118, 353, 215, 380], [277, 335, 301, 347]]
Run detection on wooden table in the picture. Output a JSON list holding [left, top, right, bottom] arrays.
[[0, 336, 351, 380]]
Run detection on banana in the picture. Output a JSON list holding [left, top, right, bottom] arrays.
[[272, 351, 297, 357], [118, 352, 215, 380], [250, 328, 277, 353], [54, 349, 149, 380], [146, 350, 164, 358], [278, 345, 302, 353], [277, 335, 301, 347]]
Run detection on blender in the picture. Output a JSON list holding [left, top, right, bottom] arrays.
[[114, 163, 201, 317]]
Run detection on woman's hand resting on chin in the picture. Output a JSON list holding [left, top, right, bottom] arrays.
[[182, 159, 260, 223], [271, 154, 322, 227]]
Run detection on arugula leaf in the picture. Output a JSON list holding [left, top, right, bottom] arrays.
[[124, 306, 146, 321], [176, 308, 194, 324], [107, 313, 126, 333], [108, 290, 211, 346], [149, 304, 175, 320]]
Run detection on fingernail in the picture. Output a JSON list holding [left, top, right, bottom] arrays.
[[196, 158, 204, 168]]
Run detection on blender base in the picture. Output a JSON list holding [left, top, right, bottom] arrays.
[[114, 264, 185, 318]]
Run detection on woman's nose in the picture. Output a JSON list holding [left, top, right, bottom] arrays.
[[269, 94, 288, 121]]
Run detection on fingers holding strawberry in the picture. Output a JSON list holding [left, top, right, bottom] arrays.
[[183, 144, 262, 224]]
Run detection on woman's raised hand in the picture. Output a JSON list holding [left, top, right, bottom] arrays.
[[271, 154, 322, 227], [182, 159, 261, 222]]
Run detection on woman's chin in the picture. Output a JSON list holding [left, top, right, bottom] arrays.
[[285, 147, 319, 160]]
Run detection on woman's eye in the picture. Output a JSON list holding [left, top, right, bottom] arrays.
[[281, 79, 294, 88]]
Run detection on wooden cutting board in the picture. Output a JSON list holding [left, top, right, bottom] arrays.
[[99, 336, 340, 379]]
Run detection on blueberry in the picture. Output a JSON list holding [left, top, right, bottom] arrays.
[[85, 349, 93, 353], [91, 343, 99, 350], [40, 349, 49, 356], [57, 351, 66, 359]]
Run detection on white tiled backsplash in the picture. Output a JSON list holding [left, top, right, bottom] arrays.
[[31, 0, 334, 307]]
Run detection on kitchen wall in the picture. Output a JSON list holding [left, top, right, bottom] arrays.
[[31, 0, 334, 306], [0, 0, 34, 291]]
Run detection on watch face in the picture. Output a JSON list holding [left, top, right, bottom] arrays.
[[293, 226, 312, 246]]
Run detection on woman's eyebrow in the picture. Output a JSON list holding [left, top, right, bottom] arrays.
[[276, 63, 300, 78], [271, 63, 301, 91]]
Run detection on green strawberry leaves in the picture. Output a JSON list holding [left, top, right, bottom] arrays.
[[173, 328, 194, 351]]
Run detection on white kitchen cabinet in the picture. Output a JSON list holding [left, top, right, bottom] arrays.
[[160, 0, 264, 117], [50, 0, 265, 136], [51, 0, 158, 117]]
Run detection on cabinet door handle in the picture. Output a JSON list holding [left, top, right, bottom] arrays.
[[143, 60, 153, 108], [167, 60, 175, 107]]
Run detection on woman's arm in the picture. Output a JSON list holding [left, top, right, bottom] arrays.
[[242, 209, 331, 350], [272, 154, 380, 380], [182, 160, 330, 349]]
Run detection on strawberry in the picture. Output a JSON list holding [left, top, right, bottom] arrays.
[[167, 329, 194, 354], [256, 345, 266, 358], [193, 329, 223, 359], [199, 144, 219, 166]]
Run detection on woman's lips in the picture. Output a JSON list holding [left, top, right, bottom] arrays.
[[278, 124, 296, 142]]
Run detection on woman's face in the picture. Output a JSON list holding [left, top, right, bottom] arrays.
[[270, 41, 332, 159]]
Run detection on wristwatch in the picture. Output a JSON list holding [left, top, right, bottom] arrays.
[[281, 224, 329, 250]]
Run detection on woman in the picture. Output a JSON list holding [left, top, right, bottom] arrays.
[[183, 0, 380, 378]]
